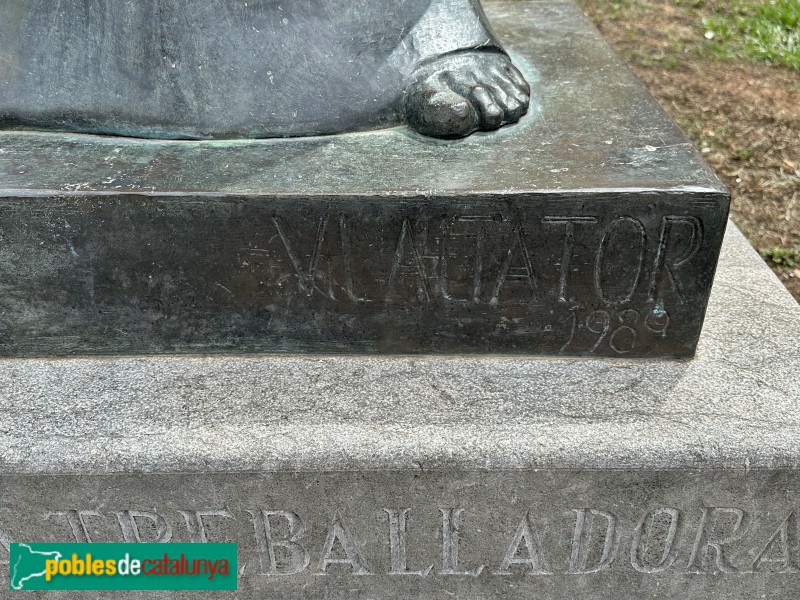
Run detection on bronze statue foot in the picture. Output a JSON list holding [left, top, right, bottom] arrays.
[[404, 50, 530, 138]]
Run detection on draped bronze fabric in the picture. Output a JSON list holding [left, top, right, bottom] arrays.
[[0, 0, 499, 138]]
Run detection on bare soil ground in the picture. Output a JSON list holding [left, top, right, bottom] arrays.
[[576, 0, 800, 301]]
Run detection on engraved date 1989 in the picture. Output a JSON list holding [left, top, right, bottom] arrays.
[[558, 305, 670, 355]]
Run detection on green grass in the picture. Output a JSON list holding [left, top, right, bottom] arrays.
[[761, 246, 800, 269], [703, 0, 800, 69]]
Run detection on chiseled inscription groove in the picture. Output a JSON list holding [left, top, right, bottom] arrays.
[[386, 219, 431, 305], [180, 509, 234, 544], [3, 505, 798, 579], [385, 509, 433, 577], [648, 215, 703, 303], [262, 211, 704, 310], [248, 510, 310, 576], [0, 529, 10, 567], [542, 216, 597, 303], [46, 510, 103, 544], [495, 512, 551, 575], [568, 509, 618, 574], [114, 510, 172, 543], [594, 216, 646, 305], [751, 512, 799, 573], [260, 211, 706, 354], [630, 507, 680, 573], [0, 204, 714, 355], [316, 512, 371, 575]]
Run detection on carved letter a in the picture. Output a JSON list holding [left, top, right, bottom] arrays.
[[316, 513, 370, 575], [495, 512, 551, 575]]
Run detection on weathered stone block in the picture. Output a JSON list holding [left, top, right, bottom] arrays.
[[0, 0, 728, 357], [0, 222, 798, 599]]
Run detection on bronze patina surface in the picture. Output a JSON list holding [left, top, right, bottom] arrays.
[[0, 1, 728, 357], [0, 0, 529, 139]]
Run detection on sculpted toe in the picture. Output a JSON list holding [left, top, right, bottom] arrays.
[[471, 85, 505, 130], [491, 69, 530, 107], [499, 92, 527, 124], [405, 50, 530, 138], [503, 63, 531, 96], [407, 87, 480, 138]]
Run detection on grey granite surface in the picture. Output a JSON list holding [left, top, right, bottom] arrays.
[[1, 222, 797, 475]]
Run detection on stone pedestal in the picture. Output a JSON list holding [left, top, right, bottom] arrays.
[[1, 222, 798, 599], [2, 2, 796, 599], [0, 0, 728, 358]]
